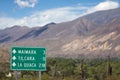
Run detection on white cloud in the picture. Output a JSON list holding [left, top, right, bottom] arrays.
[[0, 17, 24, 29], [26, 6, 88, 26], [14, 0, 38, 8], [87, 1, 119, 14], [0, 6, 87, 29], [0, 1, 119, 29]]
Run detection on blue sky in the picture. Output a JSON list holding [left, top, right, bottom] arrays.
[[0, 0, 120, 29]]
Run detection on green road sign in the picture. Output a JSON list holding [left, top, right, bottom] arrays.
[[10, 47, 46, 71]]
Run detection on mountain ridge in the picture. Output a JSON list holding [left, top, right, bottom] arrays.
[[0, 8, 120, 59]]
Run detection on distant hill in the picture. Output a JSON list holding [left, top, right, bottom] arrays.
[[0, 8, 120, 59]]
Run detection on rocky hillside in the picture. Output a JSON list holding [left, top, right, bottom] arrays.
[[0, 8, 120, 59]]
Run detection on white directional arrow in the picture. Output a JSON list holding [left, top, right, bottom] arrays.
[[43, 50, 45, 54], [12, 62, 16, 67], [12, 49, 16, 54], [12, 56, 16, 60]]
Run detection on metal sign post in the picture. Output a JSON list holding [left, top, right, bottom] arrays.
[[15, 71, 18, 80], [10, 47, 47, 80], [38, 71, 41, 80]]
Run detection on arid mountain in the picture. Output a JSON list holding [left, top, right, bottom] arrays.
[[0, 8, 120, 59]]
